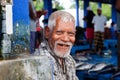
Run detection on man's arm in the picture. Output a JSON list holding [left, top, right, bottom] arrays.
[[29, 2, 37, 21]]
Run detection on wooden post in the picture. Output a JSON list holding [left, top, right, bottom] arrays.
[[76, 0, 80, 26]]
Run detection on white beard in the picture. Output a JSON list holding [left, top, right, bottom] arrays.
[[53, 41, 73, 58]]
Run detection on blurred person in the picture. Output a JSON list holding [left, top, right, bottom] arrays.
[[75, 26, 85, 45], [29, 0, 37, 54], [104, 26, 111, 39], [29, 0, 47, 53], [110, 22, 117, 40], [83, 6, 95, 51], [42, 18, 48, 40], [34, 11, 78, 80], [92, 7, 107, 54], [35, 20, 42, 48]]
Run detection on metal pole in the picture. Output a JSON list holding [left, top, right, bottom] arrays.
[[43, 0, 52, 19], [83, 0, 89, 28], [117, 12, 120, 70], [75, 0, 79, 26]]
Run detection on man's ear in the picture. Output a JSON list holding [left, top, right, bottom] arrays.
[[45, 27, 50, 39]]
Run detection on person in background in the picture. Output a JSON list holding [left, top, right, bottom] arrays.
[[35, 20, 42, 48], [42, 18, 48, 40], [110, 22, 117, 40], [92, 7, 107, 55], [29, 0, 47, 53], [75, 26, 85, 45], [34, 11, 78, 80], [29, 0, 38, 54], [83, 6, 95, 51]]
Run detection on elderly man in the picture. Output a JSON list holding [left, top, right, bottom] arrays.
[[34, 11, 78, 80]]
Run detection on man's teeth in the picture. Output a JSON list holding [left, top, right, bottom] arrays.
[[58, 44, 69, 47]]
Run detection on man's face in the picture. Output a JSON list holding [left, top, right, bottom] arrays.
[[48, 18, 75, 58], [97, 9, 101, 15]]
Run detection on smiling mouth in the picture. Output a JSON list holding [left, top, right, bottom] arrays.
[[57, 43, 70, 47]]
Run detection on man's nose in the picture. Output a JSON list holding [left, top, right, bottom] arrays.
[[61, 33, 70, 42]]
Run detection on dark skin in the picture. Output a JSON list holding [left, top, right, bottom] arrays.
[[29, 0, 47, 20], [97, 9, 102, 16], [116, 0, 120, 12], [29, 2, 37, 21]]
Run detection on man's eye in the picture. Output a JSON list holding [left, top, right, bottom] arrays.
[[56, 31, 63, 35], [68, 32, 75, 36]]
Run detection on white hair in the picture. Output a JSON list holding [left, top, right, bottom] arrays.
[[48, 10, 75, 31]]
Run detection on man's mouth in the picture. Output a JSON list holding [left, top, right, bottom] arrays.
[[57, 43, 70, 47], [53, 41, 72, 58]]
